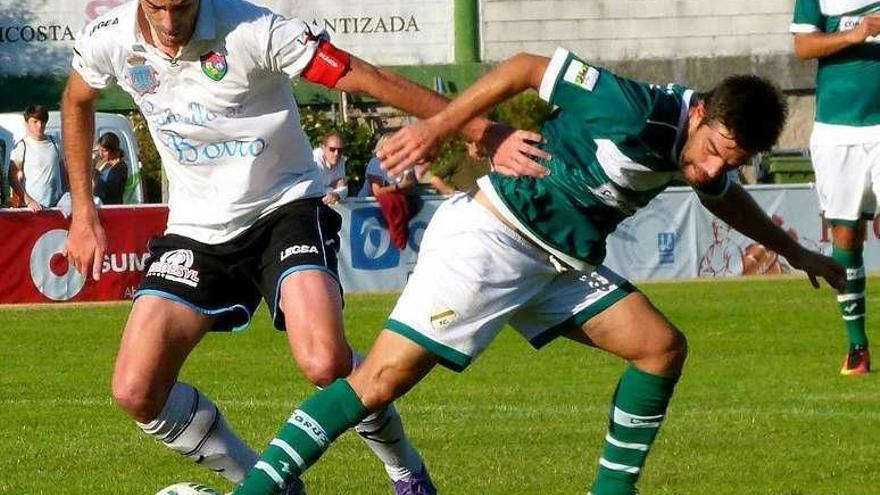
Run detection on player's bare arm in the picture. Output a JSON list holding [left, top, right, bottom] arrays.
[[699, 183, 846, 290], [8, 161, 42, 212], [379, 53, 552, 177], [61, 70, 107, 281], [794, 14, 880, 59]]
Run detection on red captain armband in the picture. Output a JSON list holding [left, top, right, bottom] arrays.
[[302, 40, 352, 88]]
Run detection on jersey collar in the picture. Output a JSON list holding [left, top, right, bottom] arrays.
[[124, 0, 218, 53]]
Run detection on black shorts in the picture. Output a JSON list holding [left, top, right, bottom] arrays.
[[135, 198, 342, 331]]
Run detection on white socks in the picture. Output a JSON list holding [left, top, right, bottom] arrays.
[[137, 382, 258, 484], [350, 351, 424, 481]]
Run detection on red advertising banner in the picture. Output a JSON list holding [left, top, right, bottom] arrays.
[[0, 206, 168, 304]]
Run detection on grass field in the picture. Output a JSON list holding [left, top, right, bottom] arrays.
[[1, 277, 879, 495]]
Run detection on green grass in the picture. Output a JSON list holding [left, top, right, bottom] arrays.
[[1, 277, 878, 495]]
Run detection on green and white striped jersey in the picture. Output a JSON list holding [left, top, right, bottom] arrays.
[[479, 47, 726, 271], [791, 0, 880, 143]]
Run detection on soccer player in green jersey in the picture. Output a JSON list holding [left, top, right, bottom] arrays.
[[791, 0, 880, 375], [231, 49, 846, 495]]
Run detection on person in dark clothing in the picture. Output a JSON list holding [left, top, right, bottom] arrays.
[[93, 132, 128, 205]]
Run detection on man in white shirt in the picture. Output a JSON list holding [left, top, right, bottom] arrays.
[[61, 1, 547, 494], [312, 132, 347, 205], [10, 105, 63, 211]]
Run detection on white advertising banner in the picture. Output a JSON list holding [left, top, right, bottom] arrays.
[[0, 0, 452, 77], [337, 186, 880, 293]]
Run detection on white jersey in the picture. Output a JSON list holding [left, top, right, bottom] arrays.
[[312, 147, 346, 193], [10, 136, 63, 207], [72, 0, 329, 244]]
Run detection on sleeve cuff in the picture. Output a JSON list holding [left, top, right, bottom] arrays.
[[790, 23, 821, 34], [538, 47, 570, 103]]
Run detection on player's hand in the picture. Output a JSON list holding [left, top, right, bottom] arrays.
[[378, 120, 443, 179], [850, 14, 880, 43], [480, 124, 550, 178], [322, 192, 341, 205], [64, 209, 107, 281], [787, 248, 846, 292]]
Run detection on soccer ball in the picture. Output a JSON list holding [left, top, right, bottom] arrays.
[[154, 482, 223, 495]]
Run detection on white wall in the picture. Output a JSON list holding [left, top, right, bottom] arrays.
[[481, 0, 795, 62]]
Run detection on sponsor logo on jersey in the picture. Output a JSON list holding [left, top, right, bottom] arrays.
[[89, 16, 118, 35], [125, 55, 159, 96], [563, 60, 599, 92], [146, 249, 200, 287], [280, 244, 320, 261], [430, 309, 458, 330], [200, 50, 228, 81]]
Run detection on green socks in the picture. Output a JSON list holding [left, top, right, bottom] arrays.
[[832, 246, 868, 349], [234, 379, 368, 495], [590, 366, 678, 495]]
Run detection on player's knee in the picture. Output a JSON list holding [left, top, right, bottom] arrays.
[[653, 326, 688, 374], [354, 368, 412, 412], [111, 374, 165, 422], [299, 354, 351, 388]]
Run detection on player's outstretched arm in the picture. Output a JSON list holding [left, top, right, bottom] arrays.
[[379, 53, 552, 176], [699, 183, 846, 291], [794, 15, 880, 59], [61, 70, 107, 281], [335, 56, 548, 177]]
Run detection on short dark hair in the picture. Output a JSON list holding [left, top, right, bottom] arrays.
[[700, 75, 787, 154], [23, 104, 49, 123]]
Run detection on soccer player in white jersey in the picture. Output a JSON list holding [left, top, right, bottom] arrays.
[[791, 0, 880, 375], [230, 50, 846, 495], [61, 1, 547, 493]]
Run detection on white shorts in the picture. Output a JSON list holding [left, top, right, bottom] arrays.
[[810, 142, 880, 222], [386, 193, 635, 371]]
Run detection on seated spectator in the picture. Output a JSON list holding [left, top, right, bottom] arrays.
[[359, 135, 423, 249], [312, 132, 348, 205], [9, 105, 64, 211], [93, 132, 129, 205]]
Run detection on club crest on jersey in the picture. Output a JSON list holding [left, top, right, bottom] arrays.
[[563, 60, 599, 92], [430, 309, 458, 331], [125, 55, 159, 96], [200, 50, 228, 81]]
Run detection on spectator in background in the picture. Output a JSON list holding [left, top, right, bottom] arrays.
[[312, 132, 348, 205], [93, 132, 128, 205], [9, 105, 63, 211], [359, 134, 420, 249], [791, 2, 880, 375]]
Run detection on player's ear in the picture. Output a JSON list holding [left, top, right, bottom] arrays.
[[689, 99, 706, 122]]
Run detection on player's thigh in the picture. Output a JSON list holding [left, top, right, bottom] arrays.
[[257, 199, 348, 381], [112, 295, 214, 413], [259, 198, 342, 329], [387, 193, 554, 372], [574, 292, 686, 375], [279, 271, 349, 385], [508, 265, 636, 349], [811, 143, 871, 222]]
